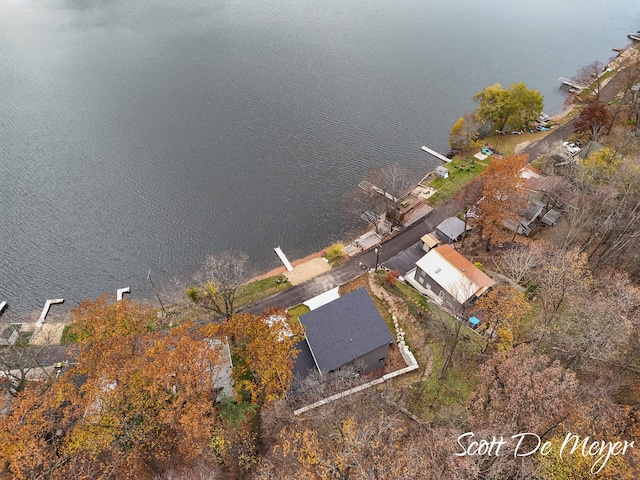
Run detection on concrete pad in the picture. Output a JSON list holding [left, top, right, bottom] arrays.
[[303, 287, 340, 311], [30, 323, 66, 346], [403, 203, 434, 227], [287, 258, 332, 286], [354, 230, 381, 250], [474, 152, 488, 161]]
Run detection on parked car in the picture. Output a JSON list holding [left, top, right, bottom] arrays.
[[562, 142, 581, 155]]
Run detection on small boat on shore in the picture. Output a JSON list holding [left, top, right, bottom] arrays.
[[628, 31, 640, 41]]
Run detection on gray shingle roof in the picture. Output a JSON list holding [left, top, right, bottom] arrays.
[[292, 339, 318, 378], [436, 217, 470, 241], [299, 287, 393, 373], [381, 241, 425, 275]]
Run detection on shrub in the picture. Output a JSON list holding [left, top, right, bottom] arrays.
[[325, 242, 346, 264], [385, 270, 400, 287]]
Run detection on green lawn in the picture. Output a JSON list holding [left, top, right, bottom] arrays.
[[425, 120, 571, 205], [376, 275, 483, 423], [60, 325, 77, 345], [427, 157, 487, 205], [286, 304, 310, 323], [235, 275, 291, 309]]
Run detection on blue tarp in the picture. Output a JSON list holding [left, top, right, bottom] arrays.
[[469, 316, 480, 326]]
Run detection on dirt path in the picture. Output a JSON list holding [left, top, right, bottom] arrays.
[[367, 277, 433, 384]]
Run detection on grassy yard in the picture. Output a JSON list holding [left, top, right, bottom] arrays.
[[60, 325, 77, 345], [425, 120, 570, 205], [286, 304, 310, 323], [372, 274, 484, 423], [406, 300, 484, 423], [235, 274, 291, 309], [427, 157, 487, 205]]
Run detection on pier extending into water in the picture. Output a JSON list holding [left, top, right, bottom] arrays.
[[274, 246, 294, 272], [34, 298, 64, 333], [558, 77, 586, 92], [421, 146, 451, 163]]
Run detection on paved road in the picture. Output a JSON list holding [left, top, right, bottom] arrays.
[[246, 197, 464, 313], [248, 69, 631, 314], [520, 70, 627, 161]]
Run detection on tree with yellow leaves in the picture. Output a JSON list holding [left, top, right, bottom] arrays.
[[203, 308, 304, 406], [473, 284, 530, 352]]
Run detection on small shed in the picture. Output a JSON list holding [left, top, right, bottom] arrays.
[[435, 166, 449, 179], [435, 217, 471, 244], [420, 232, 441, 252], [542, 209, 561, 226]]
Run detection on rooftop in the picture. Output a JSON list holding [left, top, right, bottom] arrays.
[[436, 216, 471, 241], [415, 245, 495, 304], [298, 287, 393, 373]]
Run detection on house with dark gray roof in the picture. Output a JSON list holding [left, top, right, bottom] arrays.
[[294, 287, 394, 377], [435, 216, 472, 244]]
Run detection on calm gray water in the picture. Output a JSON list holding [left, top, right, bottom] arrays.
[[1, 0, 639, 320]]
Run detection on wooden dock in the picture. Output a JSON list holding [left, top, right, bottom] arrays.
[[34, 298, 64, 332], [421, 146, 451, 163], [274, 246, 294, 272], [357, 181, 399, 203], [558, 77, 586, 91], [117, 287, 130, 301]]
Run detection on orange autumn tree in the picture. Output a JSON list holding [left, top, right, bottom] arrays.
[[473, 284, 530, 352], [475, 153, 528, 250], [204, 308, 304, 406], [0, 296, 226, 480]]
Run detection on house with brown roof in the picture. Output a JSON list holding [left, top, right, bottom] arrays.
[[405, 245, 495, 309]]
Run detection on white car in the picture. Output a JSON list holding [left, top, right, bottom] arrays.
[[562, 142, 581, 156]]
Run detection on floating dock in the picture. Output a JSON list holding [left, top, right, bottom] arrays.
[[116, 287, 130, 301], [34, 298, 64, 332], [558, 77, 586, 92], [421, 146, 451, 163], [274, 246, 294, 272]]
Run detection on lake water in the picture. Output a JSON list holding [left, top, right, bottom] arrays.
[[1, 0, 639, 320]]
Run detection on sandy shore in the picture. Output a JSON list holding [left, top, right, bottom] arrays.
[[549, 104, 573, 122], [248, 248, 328, 283]]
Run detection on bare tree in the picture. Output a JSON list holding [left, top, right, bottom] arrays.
[[186, 251, 250, 320], [496, 244, 541, 286], [573, 60, 606, 101], [616, 62, 640, 129], [345, 162, 422, 233], [0, 329, 56, 394]]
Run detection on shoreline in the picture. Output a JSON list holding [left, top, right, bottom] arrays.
[[248, 249, 328, 283]]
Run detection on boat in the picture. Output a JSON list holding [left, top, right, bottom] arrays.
[[628, 31, 640, 41], [536, 112, 549, 123]]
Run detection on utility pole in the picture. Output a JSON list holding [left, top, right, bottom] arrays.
[[147, 269, 165, 314]]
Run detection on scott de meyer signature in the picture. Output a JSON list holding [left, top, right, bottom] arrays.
[[456, 432, 636, 474]]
